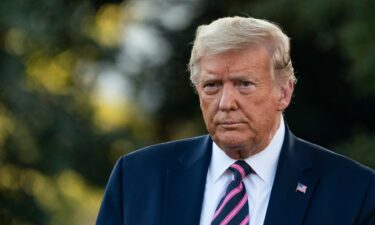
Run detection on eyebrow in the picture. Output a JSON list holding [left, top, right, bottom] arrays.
[[200, 72, 258, 82]]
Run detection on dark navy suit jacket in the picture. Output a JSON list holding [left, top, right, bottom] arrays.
[[96, 127, 375, 225]]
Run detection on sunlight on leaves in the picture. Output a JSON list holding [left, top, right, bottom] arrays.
[[26, 50, 76, 94], [87, 3, 124, 48], [56, 170, 102, 225], [0, 106, 15, 160], [0, 165, 102, 225], [4, 28, 27, 56], [90, 92, 130, 131]]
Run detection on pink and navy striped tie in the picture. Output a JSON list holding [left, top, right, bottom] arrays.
[[211, 160, 253, 225]]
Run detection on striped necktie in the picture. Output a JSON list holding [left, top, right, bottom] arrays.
[[211, 160, 253, 225]]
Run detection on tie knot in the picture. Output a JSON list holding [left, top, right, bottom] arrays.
[[229, 160, 252, 180]]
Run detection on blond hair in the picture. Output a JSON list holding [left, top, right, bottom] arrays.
[[189, 16, 296, 86]]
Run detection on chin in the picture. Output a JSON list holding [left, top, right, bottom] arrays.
[[215, 135, 248, 151], [221, 143, 252, 159], [212, 132, 256, 154]]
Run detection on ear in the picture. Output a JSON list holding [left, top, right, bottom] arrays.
[[277, 79, 294, 111]]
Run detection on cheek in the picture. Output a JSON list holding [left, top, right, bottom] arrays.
[[252, 89, 279, 108], [198, 94, 207, 110], [199, 96, 218, 120], [199, 93, 215, 108], [241, 95, 279, 121]]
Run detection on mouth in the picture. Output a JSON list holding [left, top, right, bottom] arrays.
[[217, 121, 244, 129]]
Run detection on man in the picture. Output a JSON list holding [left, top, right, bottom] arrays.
[[96, 17, 375, 225]]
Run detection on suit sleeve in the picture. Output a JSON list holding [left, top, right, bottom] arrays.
[[356, 172, 375, 225], [96, 157, 126, 225]]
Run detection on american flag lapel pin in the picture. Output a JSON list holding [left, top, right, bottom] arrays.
[[296, 182, 307, 194]]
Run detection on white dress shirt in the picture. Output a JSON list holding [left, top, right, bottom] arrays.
[[199, 117, 285, 225]]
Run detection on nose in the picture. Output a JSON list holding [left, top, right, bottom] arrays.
[[219, 84, 238, 111]]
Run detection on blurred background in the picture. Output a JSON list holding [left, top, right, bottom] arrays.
[[1, 0, 375, 224]]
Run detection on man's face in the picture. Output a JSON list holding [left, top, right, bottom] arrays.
[[197, 46, 293, 159]]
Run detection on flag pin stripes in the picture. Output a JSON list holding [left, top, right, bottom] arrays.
[[296, 182, 307, 194]]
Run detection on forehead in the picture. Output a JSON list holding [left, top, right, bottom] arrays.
[[199, 46, 272, 77]]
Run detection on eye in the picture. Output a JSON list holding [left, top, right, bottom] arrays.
[[203, 82, 217, 88], [238, 80, 254, 87], [236, 80, 256, 94], [202, 82, 221, 94]]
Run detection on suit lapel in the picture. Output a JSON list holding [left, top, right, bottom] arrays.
[[264, 126, 318, 225], [163, 136, 212, 225]]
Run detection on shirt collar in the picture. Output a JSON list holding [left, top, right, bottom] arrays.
[[209, 116, 285, 184]]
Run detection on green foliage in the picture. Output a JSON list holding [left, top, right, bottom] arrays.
[[1, 0, 375, 224], [0, 0, 137, 224], [336, 133, 375, 169]]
